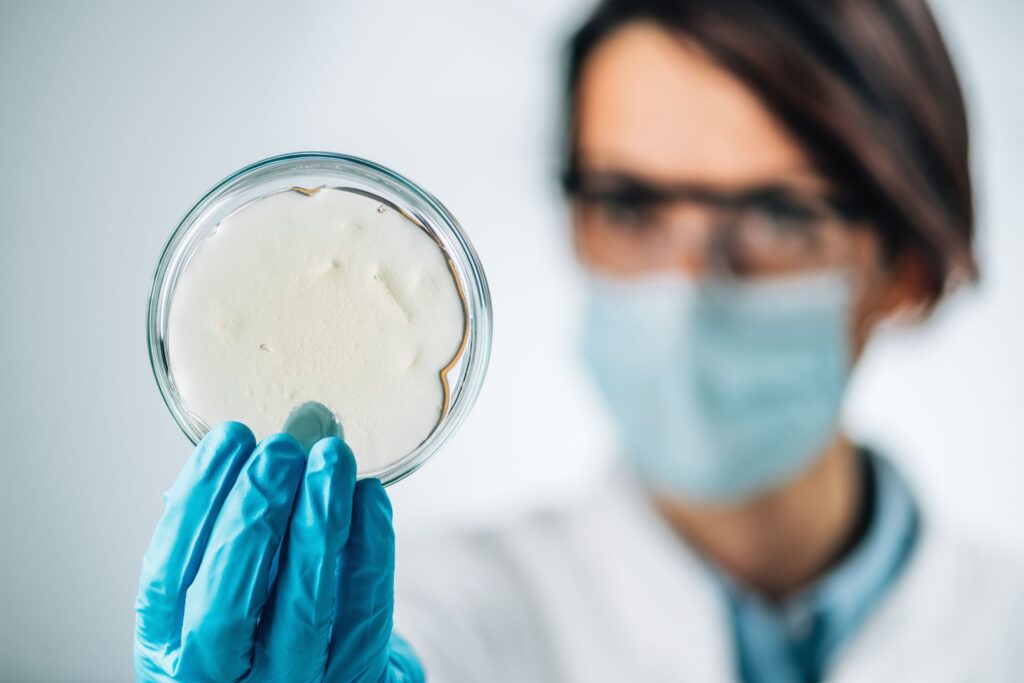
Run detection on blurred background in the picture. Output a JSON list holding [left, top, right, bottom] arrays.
[[0, 1, 1020, 680]]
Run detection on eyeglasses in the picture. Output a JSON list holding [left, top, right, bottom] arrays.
[[562, 169, 865, 278]]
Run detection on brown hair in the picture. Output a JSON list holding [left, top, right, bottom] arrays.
[[563, 0, 975, 302]]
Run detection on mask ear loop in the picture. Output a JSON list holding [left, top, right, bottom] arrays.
[[823, 217, 879, 357]]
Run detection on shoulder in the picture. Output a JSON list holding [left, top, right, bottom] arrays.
[[393, 486, 602, 615], [836, 514, 1024, 680], [393, 466, 726, 643], [392, 472, 734, 682], [395, 482, 618, 598], [907, 521, 1024, 670], [390, 485, 625, 683], [396, 467, 713, 596], [863, 453, 1024, 635], [915, 520, 1024, 625]]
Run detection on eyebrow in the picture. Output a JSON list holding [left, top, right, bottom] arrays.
[[569, 147, 832, 183], [562, 168, 829, 206], [563, 167, 868, 222]]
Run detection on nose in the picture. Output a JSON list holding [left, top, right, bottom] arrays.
[[657, 203, 717, 277]]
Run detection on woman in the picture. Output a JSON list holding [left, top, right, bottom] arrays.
[[134, 0, 1024, 681]]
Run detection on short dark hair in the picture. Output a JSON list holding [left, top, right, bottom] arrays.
[[563, 0, 975, 302]]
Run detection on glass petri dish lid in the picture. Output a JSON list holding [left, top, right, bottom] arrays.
[[148, 152, 492, 486]]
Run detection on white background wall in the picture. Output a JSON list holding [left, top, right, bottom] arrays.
[[0, 1, 1020, 681]]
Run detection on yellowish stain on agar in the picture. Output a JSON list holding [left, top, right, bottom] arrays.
[[438, 257, 470, 421]]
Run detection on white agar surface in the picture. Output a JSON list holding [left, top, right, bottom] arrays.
[[167, 187, 466, 472]]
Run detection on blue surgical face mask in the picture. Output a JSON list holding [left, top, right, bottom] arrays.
[[580, 270, 853, 504]]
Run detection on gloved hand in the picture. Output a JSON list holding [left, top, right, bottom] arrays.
[[134, 421, 424, 683]]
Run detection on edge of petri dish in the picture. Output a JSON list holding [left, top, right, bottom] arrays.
[[147, 151, 492, 486]]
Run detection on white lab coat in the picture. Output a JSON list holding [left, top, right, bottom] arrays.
[[394, 465, 1024, 682]]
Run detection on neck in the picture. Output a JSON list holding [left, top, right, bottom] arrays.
[[653, 434, 864, 600]]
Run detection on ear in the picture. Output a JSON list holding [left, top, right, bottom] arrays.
[[875, 250, 936, 325]]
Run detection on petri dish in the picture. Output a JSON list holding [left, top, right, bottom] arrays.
[[148, 152, 492, 486]]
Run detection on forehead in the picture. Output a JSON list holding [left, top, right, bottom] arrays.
[[575, 22, 813, 188]]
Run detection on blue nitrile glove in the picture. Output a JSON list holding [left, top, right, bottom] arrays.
[[134, 421, 424, 683]]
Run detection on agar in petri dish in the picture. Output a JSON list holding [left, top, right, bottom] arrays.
[[148, 153, 491, 485]]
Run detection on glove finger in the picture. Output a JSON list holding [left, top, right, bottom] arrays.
[[248, 437, 357, 682], [177, 433, 306, 682], [388, 633, 426, 683], [325, 478, 396, 680], [135, 422, 255, 666]]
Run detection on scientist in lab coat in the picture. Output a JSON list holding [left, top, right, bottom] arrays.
[[134, 0, 1024, 681]]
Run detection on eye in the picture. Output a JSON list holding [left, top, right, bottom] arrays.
[[760, 196, 818, 230], [723, 194, 835, 275], [742, 195, 829, 251], [567, 171, 665, 232], [585, 187, 663, 232], [584, 191, 659, 232]]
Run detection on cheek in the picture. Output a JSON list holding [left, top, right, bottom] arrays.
[[569, 210, 591, 259], [569, 213, 602, 269], [848, 286, 881, 361], [569, 212, 646, 276]]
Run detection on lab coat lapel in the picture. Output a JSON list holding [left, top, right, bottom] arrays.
[[591, 470, 738, 682]]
